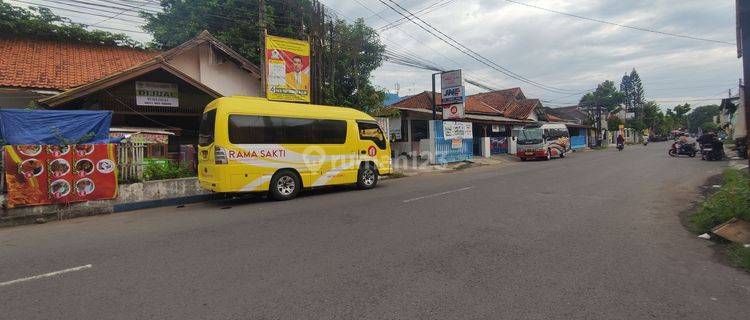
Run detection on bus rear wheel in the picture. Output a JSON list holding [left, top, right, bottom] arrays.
[[269, 170, 301, 201]]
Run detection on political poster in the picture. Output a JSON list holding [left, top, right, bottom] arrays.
[[3, 144, 118, 208], [265, 34, 311, 103]]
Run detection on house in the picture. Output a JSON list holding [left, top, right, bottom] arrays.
[[545, 105, 599, 149], [719, 94, 741, 138], [385, 88, 548, 156], [0, 31, 261, 160]]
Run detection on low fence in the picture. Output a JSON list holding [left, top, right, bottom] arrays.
[[570, 136, 587, 150], [1, 177, 214, 227], [117, 143, 145, 181], [432, 121, 473, 164]]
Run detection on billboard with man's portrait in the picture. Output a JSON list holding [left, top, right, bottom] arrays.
[[265, 34, 311, 103]]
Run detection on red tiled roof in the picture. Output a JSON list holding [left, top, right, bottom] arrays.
[[0, 38, 158, 91], [391, 89, 545, 120], [505, 98, 541, 120]]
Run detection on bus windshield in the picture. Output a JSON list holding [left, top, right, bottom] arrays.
[[518, 128, 543, 145]]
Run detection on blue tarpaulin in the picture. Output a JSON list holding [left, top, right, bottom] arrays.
[[0, 109, 112, 145]]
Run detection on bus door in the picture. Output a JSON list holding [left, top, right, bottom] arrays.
[[356, 121, 389, 172]]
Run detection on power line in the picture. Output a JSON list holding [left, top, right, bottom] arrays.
[[378, 0, 581, 94], [13, 0, 145, 23], [504, 0, 735, 46], [350, 0, 504, 91], [378, 0, 457, 31]]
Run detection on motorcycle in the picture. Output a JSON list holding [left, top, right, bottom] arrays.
[[669, 142, 697, 157], [617, 142, 624, 151], [700, 140, 725, 161]]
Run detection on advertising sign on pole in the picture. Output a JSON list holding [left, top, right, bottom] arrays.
[[440, 70, 462, 89], [135, 82, 178, 107], [265, 34, 311, 103], [443, 121, 473, 140], [441, 85, 464, 104], [443, 104, 465, 120]]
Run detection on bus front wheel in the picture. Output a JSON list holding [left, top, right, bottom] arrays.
[[357, 164, 378, 190], [269, 170, 301, 201]]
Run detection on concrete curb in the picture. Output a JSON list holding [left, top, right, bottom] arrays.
[[113, 194, 221, 213]]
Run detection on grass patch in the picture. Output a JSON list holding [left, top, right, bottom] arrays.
[[386, 172, 407, 179], [453, 162, 473, 170], [728, 244, 750, 271], [690, 169, 750, 234]]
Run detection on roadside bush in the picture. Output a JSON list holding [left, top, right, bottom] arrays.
[[728, 244, 750, 272], [690, 169, 750, 234], [143, 161, 195, 181]]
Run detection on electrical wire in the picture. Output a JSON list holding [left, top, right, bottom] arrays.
[[503, 0, 735, 46], [377, 0, 581, 94], [378, 0, 457, 31]]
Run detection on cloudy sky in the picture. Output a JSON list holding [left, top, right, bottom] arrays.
[[10, 0, 741, 108]]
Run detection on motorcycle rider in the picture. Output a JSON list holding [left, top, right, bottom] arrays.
[[697, 131, 716, 146], [616, 134, 625, 149]]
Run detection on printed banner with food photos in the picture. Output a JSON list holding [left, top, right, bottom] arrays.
[[3, 144, 118, 208]]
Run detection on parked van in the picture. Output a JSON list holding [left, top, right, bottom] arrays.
[[197, 97, 392, 200], [516, 123, 570, 161]]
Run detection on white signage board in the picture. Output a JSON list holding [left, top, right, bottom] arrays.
[[441, 70, 462, 89], [441, 85, 465, 104], [443, 121, 472, 140], [388, 116, 402, 140], [136, 81, 178, 107], [442, 104, 465, 120]]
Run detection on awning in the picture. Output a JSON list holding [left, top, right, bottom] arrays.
[[109, 127, 174, 144]]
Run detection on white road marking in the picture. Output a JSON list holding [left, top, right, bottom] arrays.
[[0, 264, 92, 287], [402, 186, 474, 203]]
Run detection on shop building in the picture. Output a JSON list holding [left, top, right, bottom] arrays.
[[384, 88, 547, 157], [0, 31, 261, 161]]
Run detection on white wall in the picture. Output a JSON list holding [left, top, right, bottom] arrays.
[[168, 46, 200, 80], [167, 43, 261, 97]]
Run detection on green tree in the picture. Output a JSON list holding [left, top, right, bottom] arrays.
[[642, 100, 663, 132], [687, 104, 720, 132], [629, 69, 645, 114], [579, 80, 624, 113], [620, 69, 645, 120], [142, 0, 386, 112], [607, 116, 623, 132], [0, 0, 140, 47], [672, 103, 692, 130], [620, 73, 632, 112]]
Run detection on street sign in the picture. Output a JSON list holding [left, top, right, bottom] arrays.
[[440, 70, 462, 89], [441, 85, 464, 104], [443, 104, 465, 120]]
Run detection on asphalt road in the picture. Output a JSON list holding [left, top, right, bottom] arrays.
[[2, 142, 749, 320]]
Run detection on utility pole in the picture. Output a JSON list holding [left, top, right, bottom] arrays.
[[740, 0, 750, 165], [431, 73, 437, 120], [594, 95, 602, 147], [259, 0, 267, 98]]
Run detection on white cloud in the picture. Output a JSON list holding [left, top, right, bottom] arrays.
[[13, 0, 740, 107]]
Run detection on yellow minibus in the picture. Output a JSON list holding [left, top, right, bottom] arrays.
[[197, 97, 392, 200]]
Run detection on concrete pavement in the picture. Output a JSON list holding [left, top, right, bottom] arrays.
[[1, 142, 749, 319]]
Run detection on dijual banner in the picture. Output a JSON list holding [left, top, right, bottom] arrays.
[[3, 144, 118, 208], [265, 34, 311, 103]]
